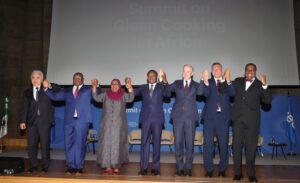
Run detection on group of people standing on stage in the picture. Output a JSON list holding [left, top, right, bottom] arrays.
[[20, 62, 271, 182]]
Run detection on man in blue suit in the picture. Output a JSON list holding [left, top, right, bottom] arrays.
[[135, 70, 169, 176], [43, 72, 93, 175], [201, 62, 235, 178], [164, 64, 204, 177]]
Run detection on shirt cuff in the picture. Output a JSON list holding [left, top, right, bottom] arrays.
[[262, 84, 268, 90]]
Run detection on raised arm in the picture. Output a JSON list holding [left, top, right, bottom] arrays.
[[43, 80, 65, 101], [91, 79, 106, 103], [124, 77, 134, 102], [259, 74, 272, 104]]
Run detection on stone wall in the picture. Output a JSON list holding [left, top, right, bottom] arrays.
[[0, 0, 52, 137]]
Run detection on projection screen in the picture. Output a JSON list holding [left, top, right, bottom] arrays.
[[47, 0, 298, 85]]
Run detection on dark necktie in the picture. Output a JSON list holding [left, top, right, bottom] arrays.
[[217, 79, 221, 94], [149, 84, 154, 97], [184, 80, 189, 94], [74, 86, 79, 98], [36, 87, 40, 115], [246, 78, 253, 83]]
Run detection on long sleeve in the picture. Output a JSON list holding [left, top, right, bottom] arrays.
[[20, 91, 28, 122], [219, 81, 236, 97], [162, 82, 171, 97], [92, 92, 106, 103], [124, 91, 135, 103], [196, 82, 204, 96], [134, 87, 142, 97], [261, 87, 272, 104], [45, 89, 65, 101]]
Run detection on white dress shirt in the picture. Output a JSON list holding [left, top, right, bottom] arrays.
[[33, 86, 41, 101], [73, 84, 83, 117]]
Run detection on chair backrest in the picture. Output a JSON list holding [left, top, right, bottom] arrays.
[[87, 129, 98, 141], [161, 130, 174, 143], [194, 131, 203, 145], [128, 129, 142, 141]]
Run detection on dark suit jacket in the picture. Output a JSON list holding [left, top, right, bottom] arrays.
[[21, 87, 54, 126], [45, 85, 93, 125], [201, 79, 235, 121], [167, 80, 203, 124], [135, 83, 169, 126], [231, 77, 272, 123]]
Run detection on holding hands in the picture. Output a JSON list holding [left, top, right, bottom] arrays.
[[91, 79, 99, 93], [125, 77, 133, 92], [159, 68, 168, 84], [223, 68, 231, 82], [43, 80, 51, 89], [201, 70, 209, 86]]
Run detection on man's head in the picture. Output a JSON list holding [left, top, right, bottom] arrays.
[[244, 63, 257, 80], [73, 72, 84, 86], [211, 62, 223, 79], [31, 70, 44, 87], [147, 70, 158, 84], [182, 64, 194, 81]]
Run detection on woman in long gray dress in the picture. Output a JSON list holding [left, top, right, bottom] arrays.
[[91, 77, 134, 174]]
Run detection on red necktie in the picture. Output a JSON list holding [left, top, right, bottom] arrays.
[[74, 86, 79, 98]]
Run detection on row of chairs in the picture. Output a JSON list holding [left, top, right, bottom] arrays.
[[127, 129, 264, 157]]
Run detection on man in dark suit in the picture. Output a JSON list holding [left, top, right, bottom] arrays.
[[135, 70, 169, 176], [201, 63, 235, 178], [224, 63, 271, 182], [163, 64, 204, 177], [20, 70, 54, 173], [43, 72, 94, 175]]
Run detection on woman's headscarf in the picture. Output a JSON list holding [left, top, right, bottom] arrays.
[[106, 78, 124, 100]]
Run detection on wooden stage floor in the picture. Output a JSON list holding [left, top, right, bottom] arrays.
[[1, 159, 300, 183]]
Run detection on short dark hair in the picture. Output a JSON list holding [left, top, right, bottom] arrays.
[[73, 72, 84, 79], [211, 62, 222, 68], [147, 70, 158, 77], [245, 63, 257, 71]]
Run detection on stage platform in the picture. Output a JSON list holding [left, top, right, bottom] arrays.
[[1, 159, 300, 183]]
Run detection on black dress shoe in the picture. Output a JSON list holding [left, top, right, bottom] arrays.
[[65, 167, 74, 174], [185, 169, 192, 177], [41, 167, 48, 173], [233, 174, 243, 181], [205, 171, 213, 178], [27, 167, 38, 173], [176, 169, 185, 176], [75, 168, 83, 175], [138, 169, 147, 176], [249, 176, 258, 182], [151, 169, 160, 176], [218, 171, 226, 177]]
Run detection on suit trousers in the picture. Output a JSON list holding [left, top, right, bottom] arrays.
[[27, 116, 51, 169], [140, 121, 163, 171], [203, 113, 229, 172], [64, 119, 89, 169], [173, 119, 196, 170], [233, 119, 260, 177]]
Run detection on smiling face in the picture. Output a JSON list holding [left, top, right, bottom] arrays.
[[212, 64, 222, 79], [147, 71, 157, 84], [182, 65, 193, 81], [111, 80, 120, 92], [73, 73, 84, 86], [245, 64, 256, 80]]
